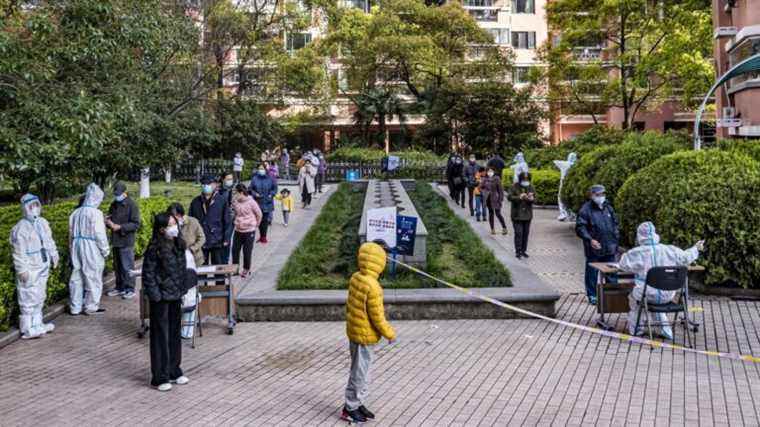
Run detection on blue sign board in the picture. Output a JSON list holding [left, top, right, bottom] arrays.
[[395, 215, 417, 256]]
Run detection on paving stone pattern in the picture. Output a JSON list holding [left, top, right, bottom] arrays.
[[1, 186, 760, 426]]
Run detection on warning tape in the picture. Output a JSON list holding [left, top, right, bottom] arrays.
[[387, 256, 760, 364]]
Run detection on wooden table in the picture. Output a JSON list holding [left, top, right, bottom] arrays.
[[137, 264, 239, 338], [589, 262, 705, 331]]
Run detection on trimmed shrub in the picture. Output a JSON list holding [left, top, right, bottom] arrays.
[[560, 144, 619, 213], [561, 131, 687, 213], [326, 147, 442, 163], [617, 151, 760, 287], [530, 169, 561, 206], [0, 196, 170, 331], [717, 139, 760, 163]]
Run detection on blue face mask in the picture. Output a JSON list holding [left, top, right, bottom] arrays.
[[114, 193, 126, 202], [520, 181, 530, 188], [202, 184, 213, 194], [257, 169, 266, 176]]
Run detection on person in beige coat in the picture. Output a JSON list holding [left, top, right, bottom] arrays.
[[298, 159, 317, 208], [168, 203, 205, 266]]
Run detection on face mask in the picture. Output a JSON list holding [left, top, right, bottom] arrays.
[[520, 181, 530, 188], [202, 184, 213, 194], [178, 218, 185, 226], [487, 171, 494, 177], [592, 195, 606, 206], [165, 225, 179, 238], [224, 179, 234, 188], [257, 169, 266, 176], [469, 159, 476, 164], [28, 206, 41, 219], [114, 193, 126, 202]]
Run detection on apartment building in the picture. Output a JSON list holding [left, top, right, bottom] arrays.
[[211, 0, 550, 150], [712, 0, 760, 139]]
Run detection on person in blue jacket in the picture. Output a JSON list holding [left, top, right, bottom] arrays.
[[249, 163, 277, 244], [575, 184, 619, 305], [189, 175, 233, 266]]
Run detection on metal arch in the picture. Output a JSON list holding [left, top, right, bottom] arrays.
[[694, 53, 760, 150]]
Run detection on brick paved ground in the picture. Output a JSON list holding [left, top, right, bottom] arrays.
[[1, 185, 760, 426]]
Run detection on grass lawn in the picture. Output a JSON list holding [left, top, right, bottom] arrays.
[[277, 181, 511, 290], [125, 180, 199, 209]]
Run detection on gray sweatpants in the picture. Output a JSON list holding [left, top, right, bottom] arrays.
[[345, 342, 373, 411]]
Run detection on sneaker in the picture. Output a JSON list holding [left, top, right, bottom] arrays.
[[84, 308, 106, 315], [341, 407, 367, 423], [502, 228, 508, 235], [259, 237, 268, 244], [172, 376, 189, 385], [240, 270, 249, 279], [490, 229, 496, 235], [284, 223, 288, 227], [589, 296, 597, 305], [516, 253, 523, 259], [122, 291, 135, 300], [358, 406, 375, 420], [157, 383, 172, 392], [107, 289, 123, 297], [521, 252, 530, 258]]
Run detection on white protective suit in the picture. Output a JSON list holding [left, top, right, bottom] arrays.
[[9, 194, 60, 339], [619, 222, 700, 340], [68, 183, 110, 314], [510, 152, 529, 184], [181, 249, 201, 339], [553, 152, 577, 221]]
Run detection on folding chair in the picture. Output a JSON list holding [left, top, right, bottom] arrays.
[[632, 266, 694, 348], [181, 290, 202, 349]]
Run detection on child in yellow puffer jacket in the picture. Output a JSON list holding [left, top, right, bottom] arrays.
[[342, 242, 396, 423]]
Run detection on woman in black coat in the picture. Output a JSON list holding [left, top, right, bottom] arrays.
[[142, 213, 189, 391]]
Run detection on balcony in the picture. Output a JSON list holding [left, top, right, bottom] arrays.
[[572, 46, 603, 61], [462, 0, 499, 8]]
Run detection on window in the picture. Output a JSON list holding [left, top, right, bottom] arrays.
[[511, 0, 534, 13], [340, 0, 369, 12], [488, 29, 510, 45], [511, 31, 536, 49], [728, 36, 760, 88], [286, 32, 312, 53], [468, 8, 498, 21], [239, 68, 267, 96], [513, 66, 531, 83], [463, 0, 495, 7]]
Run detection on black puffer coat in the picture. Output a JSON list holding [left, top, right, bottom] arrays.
[[142, 242, 188, 302]]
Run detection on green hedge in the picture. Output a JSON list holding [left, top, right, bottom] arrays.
[[326, 147, 442, 163], [501, 168, 560, 206], [0, 196, 170, 331], [561, 132, 687, 213], [530, 169, 560, 206], [522, 126, 627, 169], [618, 151, 760, 287], [716, 139, 760, 163], [278, 182, 511, 289]]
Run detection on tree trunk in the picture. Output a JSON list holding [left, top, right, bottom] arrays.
[[139, 167, 151, 199]]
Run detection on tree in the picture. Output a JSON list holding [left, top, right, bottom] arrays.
[[543, 0, 714, 129], [446, 81, 546, 155], [321, 0, 512, 148], [350, 86, 407, 148]]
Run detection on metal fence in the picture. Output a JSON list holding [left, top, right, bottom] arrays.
[[133, 158, 447, 183]]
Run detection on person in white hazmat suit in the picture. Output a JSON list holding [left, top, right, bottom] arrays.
[[619, 222, 704, 340], [68, 183, 110, 315], [553, 152, 577, 221], [181, 248, 200, 339], [9, 194, 60, 339], [510, 152, 529, 184]]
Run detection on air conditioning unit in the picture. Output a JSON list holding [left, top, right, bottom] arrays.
[[723, 107, 736, 118]]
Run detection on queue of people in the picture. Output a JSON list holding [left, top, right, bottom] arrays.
[[446, 153, 535, 256]]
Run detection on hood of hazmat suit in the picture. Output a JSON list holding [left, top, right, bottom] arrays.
[[619, 222, 700, 339], [510, 152, 529, 183], [68, 183, 110, 314], [9, 194, 59, 338]]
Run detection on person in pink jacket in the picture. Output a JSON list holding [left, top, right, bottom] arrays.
[[231, 183, 263, 278]]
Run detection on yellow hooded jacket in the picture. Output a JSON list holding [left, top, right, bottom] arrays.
[[346, 242, 396, 344]]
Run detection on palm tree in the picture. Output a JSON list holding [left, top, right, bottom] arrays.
[[350, 86, 407, 152]]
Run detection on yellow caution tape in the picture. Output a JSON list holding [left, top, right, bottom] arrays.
[[388, 256, 760, 364]]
